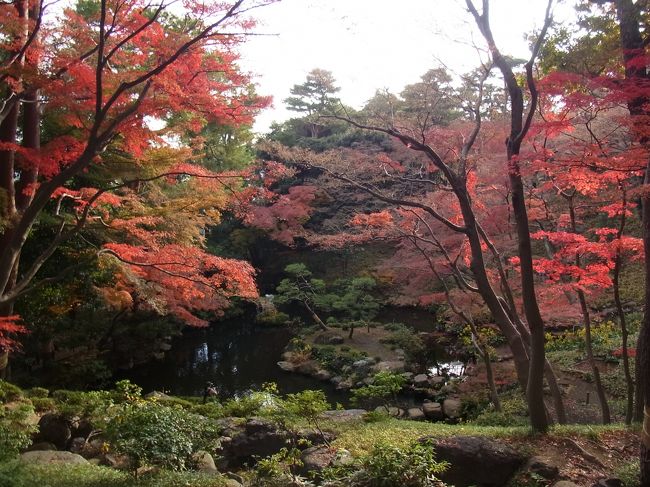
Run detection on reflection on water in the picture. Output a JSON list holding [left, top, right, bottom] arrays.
[[118, 307, 460, 405], [117, 321, 350, 405], [429, 361, 465, 378]]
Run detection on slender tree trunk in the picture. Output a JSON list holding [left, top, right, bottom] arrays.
[[468, 321, 501, 411], [578, 290, 611, 423], [567, 195, 610, 423], [613, 190, 634, 425], [303, 302, 328, 331]]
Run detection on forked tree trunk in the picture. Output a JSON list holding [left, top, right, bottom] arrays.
[[467, 0, 552, 433]]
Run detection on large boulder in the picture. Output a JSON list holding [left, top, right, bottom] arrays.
[[192, 450, 218, 473], [34, 413, 71, 450], [442, 398, 462, 419], [407, 408, 426, 421], [277, 361, 296, 372], [298, 446, 336, 476], [422, 435, 527, 487], [295, 361, 319, 376], [422, 401, 443, 421], [413, 374, 429, 387], [20, 450, 88, 465]]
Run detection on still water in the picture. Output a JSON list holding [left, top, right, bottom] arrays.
[[118, 321, 350, 404], [119, 307, 451, 405]]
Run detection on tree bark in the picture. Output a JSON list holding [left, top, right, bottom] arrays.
[[612, 0, 650, 482], [613, 190, 635, 425]]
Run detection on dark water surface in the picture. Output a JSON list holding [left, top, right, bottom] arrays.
[[117, 321, 350, 404], [118, 306, 448, 405]]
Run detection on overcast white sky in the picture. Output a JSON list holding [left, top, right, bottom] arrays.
[[238, 0, 577, 133]]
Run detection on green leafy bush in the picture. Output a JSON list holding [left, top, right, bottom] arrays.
[[471, 395, 529, 427], [256, 310, 290, 326], [545, 320, 640, 359], [26, 387, 49, 399], [30, 397, 56, 413], [252, 446, 310, 487], [0, 402, 37, 461], [221, 392, 268, 418], [324, 440, 447, 487], [106, 402, 219, 471], [351, 371, 406, 409], [312, 344, 367, 372], [190, 402, 225, 419], [0, 381, 23, 403], [51, 389, 114, 424]]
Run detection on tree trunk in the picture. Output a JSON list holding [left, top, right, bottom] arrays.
[[469, 321, 501, 412], [612, 0, 650, 482], [613, 190, 635, 425], [304, 302, 328, 331], [578, 290, 611, 423]]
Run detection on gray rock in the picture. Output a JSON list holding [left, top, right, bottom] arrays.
[[422, 401, 444, 421], [327, 335, 345, 345], [277, 361, 295, 372], [144, 391, 172, 401], [20, 451, 88, 465], [281, 351, 294, 361], [553, 482, 579, 487], [373, 360, 405, 373], [335, 379, 354, 390], [413, 374, 429, 387], [224, 480, 243, 487], [442, 398, 462, 419], [407, 408, 425, 421], [422, 435, 527, 487], [430, 376, 446, 387], [401, 372, 414, 381], [321, 409, 367, 422], [192, 450, 217, 473], [527, 456, 559, 480], [332, 449, 353, 467], [374, 406, 402, 417], [295, 361, 319, 375], [299, 446, 335, 475], [314, 369, 332, 381]]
